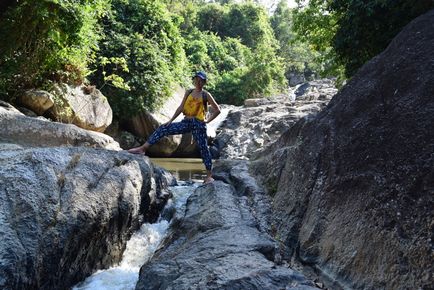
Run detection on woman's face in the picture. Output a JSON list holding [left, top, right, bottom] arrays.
[[193, 76, 206, 87]]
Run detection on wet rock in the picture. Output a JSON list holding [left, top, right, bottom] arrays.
[[251, 10, 434, 290], [0, 103, 120, 150], [136, 175, 319, 290], [0, 147, 170, 290]]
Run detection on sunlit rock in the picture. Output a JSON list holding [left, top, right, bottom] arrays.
[[47, 83, 113, 133], [17, 89, 54, 115], [0, 102, 120, 150]]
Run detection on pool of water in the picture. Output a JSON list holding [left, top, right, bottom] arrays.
[[151, 158, 207, 182]]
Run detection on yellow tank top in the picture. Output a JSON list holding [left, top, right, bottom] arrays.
[[182, 93, 206, 121]]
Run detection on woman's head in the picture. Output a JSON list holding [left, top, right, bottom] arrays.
[[192, 71, 207, 88]]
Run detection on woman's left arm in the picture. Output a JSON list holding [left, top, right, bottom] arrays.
[[205, 93, 221, 123]]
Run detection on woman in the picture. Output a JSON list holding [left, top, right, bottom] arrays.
[[128, 71, 221, 184]]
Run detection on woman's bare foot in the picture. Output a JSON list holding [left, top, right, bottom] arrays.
[[128, 146, 146, 154], [203, 176, 214, 184]]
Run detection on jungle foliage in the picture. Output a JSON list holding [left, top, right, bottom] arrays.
[[293, 0, 434, 77], [0, 0, 109, 100], [89, 0, 188, 117], [1, 0, 431, 118]]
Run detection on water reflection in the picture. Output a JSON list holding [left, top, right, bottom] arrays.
[[151, 158, 207, 182]]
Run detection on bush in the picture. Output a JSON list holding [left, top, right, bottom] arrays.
[[0, 0, 108, 100], [89, 0, 188, 118], [293, 0, 434, 78]]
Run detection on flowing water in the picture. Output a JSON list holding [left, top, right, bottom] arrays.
[[73, 182, 197, 290]]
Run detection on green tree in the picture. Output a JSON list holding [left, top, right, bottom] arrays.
[[331, 0, 434, 75], [0, 0, 109, 100], [197, 2, 276, 49], [192, 2, 286, 104], [271, 0, 323, 80], [90, 0, 188, 118], [294, 0, 434, 77], [293, 0, 344, 79]]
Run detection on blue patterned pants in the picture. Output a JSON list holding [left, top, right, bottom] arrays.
[[148, 118, 212, 171]]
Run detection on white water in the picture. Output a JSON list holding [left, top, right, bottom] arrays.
[[73, 183, 196, 290], [207, 106, 231, 138]]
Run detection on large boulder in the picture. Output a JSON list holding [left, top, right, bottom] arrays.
[[17, 89, 55, 115], [123, 110, 181, 156], [251, 10, 434, 290], [48, 83, 113, 132], [0, 146, 168, 290], [0, 102, 120, 150], [136, 174, 319, 290], [122, 86, 185, 156]]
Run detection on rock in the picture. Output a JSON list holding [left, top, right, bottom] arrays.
[[251, 10, 434, 290], [291, 79, 338, 101], [123, 86, 185, 156], [170, 132, 200, 157], [214, 79, 337, 160], [244, 98, 271, 107], [118, 131, 140, 149], [289, 73, 306, 87], [125, 110, 181, 156], [0, 146, 170, 290], [0, 103, 120, 150], [0, 143, 23, 151], [17, 89, 54, 115], [105, 120, 141, 149], [48, 83, 112, 132], [0, 100, 22, 115], [294, 83, 311, 98], [136, 176, 319, 290], [17, 106, 39, 117]]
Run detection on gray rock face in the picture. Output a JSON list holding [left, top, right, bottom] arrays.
[[0, 147, 168, 290], [288, 73, 306, 87], [135, 163, 319, 290], [48, 83, 113, 132], [251, 10, 434, 290], [290, 79, 337, 102], [215, 79, 337, 160], [0, 103, 120, 150]]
